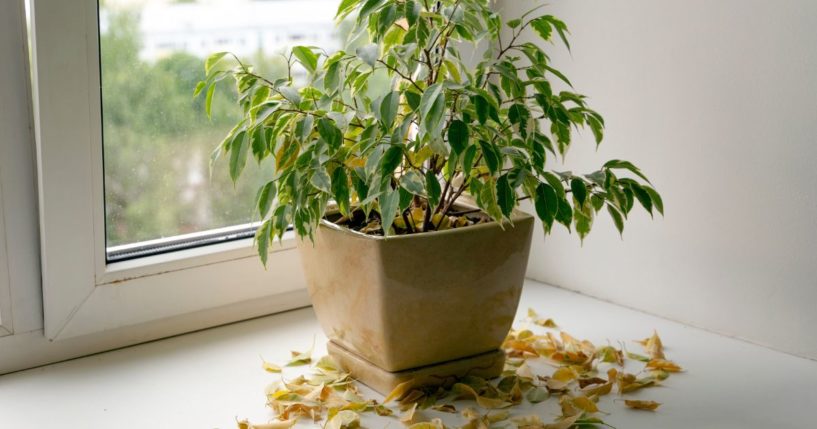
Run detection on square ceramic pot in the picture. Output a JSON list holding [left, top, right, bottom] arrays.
[[297, 208, 534, 373]]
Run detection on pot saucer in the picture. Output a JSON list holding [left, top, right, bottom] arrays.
[[327, 340, 506, 396]]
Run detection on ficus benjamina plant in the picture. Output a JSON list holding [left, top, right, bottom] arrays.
[[198, 0, 663, 265]]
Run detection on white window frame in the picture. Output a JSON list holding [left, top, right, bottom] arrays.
[[0, 180, 12, 337], [29, 0, 307, 341]]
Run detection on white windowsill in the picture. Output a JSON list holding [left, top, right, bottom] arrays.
[[0, 280, 814, 428]]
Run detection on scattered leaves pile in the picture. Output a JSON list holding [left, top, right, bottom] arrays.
[[239, 309, 684, 428]]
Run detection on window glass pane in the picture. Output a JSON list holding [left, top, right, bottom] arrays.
[[99, 0, 340, 250]]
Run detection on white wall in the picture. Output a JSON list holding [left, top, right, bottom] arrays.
[[499, 0, 817, 359]]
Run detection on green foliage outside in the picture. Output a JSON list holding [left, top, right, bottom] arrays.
[[101, 11, 284, 246]]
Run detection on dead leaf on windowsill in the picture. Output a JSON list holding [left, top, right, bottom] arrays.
[[400, 402, 419, 425], [528, 308, 558, 328], [237, 418, 295, 429], [646, 358, 683, 373], [286, 348, 313, 367], [636, 330, 666, 360], [513, 413, 583, 429], [384, 379, 415, 403], [596, 345, 624, 366], [624, 399, 662, 411], [452, 383, 512, 409], [406, 418, 445, 429], [626, 351, 651, 362], [430, 403, 456, 413], [325, 410, 360, 429], [261, 358, 282, 373]]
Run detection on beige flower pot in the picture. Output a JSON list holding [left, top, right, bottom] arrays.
[[297, 208, 534, 393]]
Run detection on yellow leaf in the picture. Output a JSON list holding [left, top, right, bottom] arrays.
[[384, 380, 415, 403], [636, 331, 666, 360], [646, 359, 683, 373], [572, 395, 599, 413], [596, 346, 624, 366], [626, 351, 650, 362], [552, 366, 579, 383], [453, 383, 511, 409], [541, 414, 583, 429], [624, 400, 662, 411], [582, 379, 613, 397], [431, 404, 457, 413], [286, 347, 313, 367], [261, 359, 282, 373], [407, 419, 445, 429], [245, 420, 296, 429], [325, 410, 360, 429], [536, 318, 558, 328], [400, 403, 418, 424]]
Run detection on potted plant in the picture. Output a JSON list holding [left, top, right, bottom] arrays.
[[198, 0, 662, 394]]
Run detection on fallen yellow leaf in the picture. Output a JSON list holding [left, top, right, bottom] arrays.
[[636, 331, 666, 360], [646, 359, 683, 373], [624, 400, 662, 411], [384, 380, 415, 403]]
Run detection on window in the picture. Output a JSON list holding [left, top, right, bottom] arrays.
[[29, 0, 340, 341], [99, 0, 340, 260]]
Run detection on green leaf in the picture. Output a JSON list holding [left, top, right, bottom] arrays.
[[325, 60, 341, 92], [497, 174, 515, 217], [607, 204, 624, 236], [356, 43, 379, 68], [447, 120, 469, 155], [544, 64, 573, 87], [545, 15, 571, 51], [424, 94, 446, 138], [508, 103, 531, 128], [420, 83, 444, 119], [292, 46, 319, 74], [400, 170, 425, 195], [556, 198, 573, 230], [644, 186, 664, 215], [629, 182, 653, 217], [358, 0, 385, 23], [462, 144, 478, 178], [205, 52, 228, 75], [256, 181, 276, 218], [193, 81, 206, 98], [478, 140, 500, 175], [570, 178, 587, 207], [507, 18, 522, 29], [380, 146, 404, 177], [279, 86, 302, 105], [205, 83, 216, 119], [331, 167, 351, 216], [336, 0, 362, 19], [534, 183, 557, 230], [379, 186, 400, 236], [255, 220, 271, 267], [311, 167, 332, 193], [229, 131, 249, 183], [474, 95, 490, 125], [405, 90, 421, 111], [426, 171, 442, 210], [529, 17, 552, 41], [317, 118, 343, 151], [380, 90, 400, 129], [405, 0, 421, 27], [250, 126, 267, 163], [377, 4, 398, 37], [604, 159, 651, 183]]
